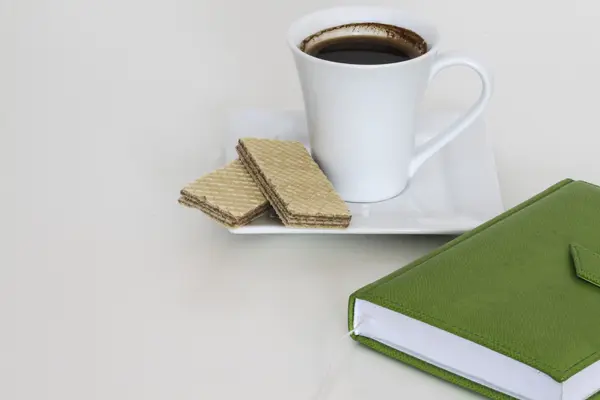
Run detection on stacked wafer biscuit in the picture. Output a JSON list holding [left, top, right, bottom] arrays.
[[178, 159, 270, 228], [179, 138, 351, 229], [236, 138, 351, 228]]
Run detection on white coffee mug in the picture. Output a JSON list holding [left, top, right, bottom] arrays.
[[288, 6, 492, 203]]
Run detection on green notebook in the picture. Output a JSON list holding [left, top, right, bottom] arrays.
[[349, 179, 600, 400]]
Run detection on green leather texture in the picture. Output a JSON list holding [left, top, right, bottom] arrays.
[[571, 243, 600, 289], [349, 179, 600, 398]]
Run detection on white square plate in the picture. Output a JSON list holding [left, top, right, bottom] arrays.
[[223, 109, 504, 235]]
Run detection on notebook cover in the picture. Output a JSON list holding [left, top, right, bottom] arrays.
[[349, 179, 600, 399]]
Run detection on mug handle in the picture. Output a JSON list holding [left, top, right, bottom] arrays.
[[408, 52, 493, 177]]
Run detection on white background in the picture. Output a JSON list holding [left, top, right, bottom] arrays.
[[1, 0, 598, 399]]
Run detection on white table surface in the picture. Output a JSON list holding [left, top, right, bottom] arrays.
[[2, 0, 599, 399]]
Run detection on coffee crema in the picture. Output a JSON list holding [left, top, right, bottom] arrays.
[[300, 23, 428, 65]]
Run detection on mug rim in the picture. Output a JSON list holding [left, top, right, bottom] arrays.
[[287, 6, 440, 69]]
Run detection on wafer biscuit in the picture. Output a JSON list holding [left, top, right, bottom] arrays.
[[236, 138, 351, 228], [179, 159, 269, 228]]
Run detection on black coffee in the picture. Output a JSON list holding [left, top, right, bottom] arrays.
[[300, 23, 427, 65], [306, 35, 422, 65]]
